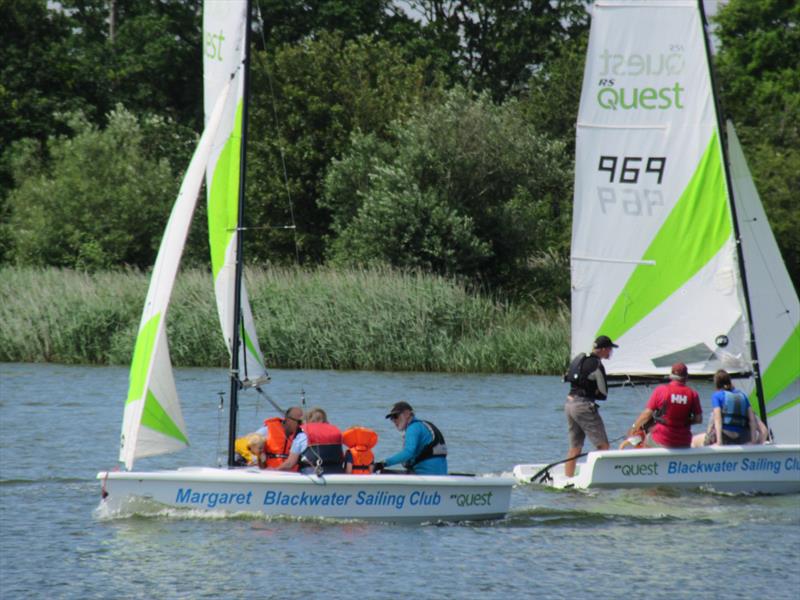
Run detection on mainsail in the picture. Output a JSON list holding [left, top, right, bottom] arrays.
[[203, 0, 268, 386], [119, 80, 233, 470], [572, 0, 748, 376], [571, 0, 799, 442]]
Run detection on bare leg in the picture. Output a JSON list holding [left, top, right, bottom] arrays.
[[690, 433, 706, 448], [757, 419, 770, 444], [564, 446, 583, 477]]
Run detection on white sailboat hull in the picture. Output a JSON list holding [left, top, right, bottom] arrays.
[[513, 445, 800, 495], [97, 468, 514, 522]]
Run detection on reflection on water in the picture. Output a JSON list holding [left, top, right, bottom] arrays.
[[1, 362, 799, 598]]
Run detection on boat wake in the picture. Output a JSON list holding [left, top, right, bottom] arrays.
[[503, 505, 701, 528], [93, 496, 364, 523]]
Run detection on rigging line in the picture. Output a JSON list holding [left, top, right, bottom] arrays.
[[216, 391, 225, 467], [236, 225, 298, 231], [255, 386, 285, 416], [699, 1, 767, 424], [529, 435, 627, 484], [254, 0, 301, 265]]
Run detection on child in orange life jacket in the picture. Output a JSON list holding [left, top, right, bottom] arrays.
[[342, 426, 379, 474]]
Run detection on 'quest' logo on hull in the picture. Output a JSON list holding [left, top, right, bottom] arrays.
[[614, 462, 659, 477]]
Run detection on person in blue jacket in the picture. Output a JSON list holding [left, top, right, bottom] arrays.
[[374, 401, 448, 475]]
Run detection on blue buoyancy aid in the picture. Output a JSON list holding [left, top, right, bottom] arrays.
[[722, 390, 749, 430]]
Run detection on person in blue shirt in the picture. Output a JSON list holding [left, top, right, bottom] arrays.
[[708, 369, 759, 445], [374, 402, 448, 475]]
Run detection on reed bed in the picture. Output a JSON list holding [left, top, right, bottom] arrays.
[[0, 266, 569, 374]]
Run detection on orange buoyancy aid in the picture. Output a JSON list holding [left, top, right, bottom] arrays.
[[263, 417, 296, 470], [301, 422, 344, 473], [342, 427, 378, 474]]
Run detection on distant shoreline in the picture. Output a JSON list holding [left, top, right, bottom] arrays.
[[0, 266, 569, 374]]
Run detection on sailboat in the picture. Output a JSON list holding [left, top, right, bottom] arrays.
[[96, 0, 514, 522], [513, 0, 799, 494]]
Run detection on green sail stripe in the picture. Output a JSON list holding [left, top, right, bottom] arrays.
[[126, 313, 161, 404], [767, 396, 800, 418], [243, 328, 264, 367], [141, 389, 188, 444], [762, 324, 800, 405], [597, 130, 731, 342], [208, 100, 243, 281]]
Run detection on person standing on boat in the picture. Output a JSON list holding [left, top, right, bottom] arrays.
[[706, 370, 759, 445], [563, 335, 617, 477], [627, 362, 702, 448], [256, 406, 304, 470], [374, 402, 448, 475]]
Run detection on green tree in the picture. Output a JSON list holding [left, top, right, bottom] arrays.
[[323, 87, 571, 302], [714, 0, 800, 289], [518, 31, 588, 152], [56, 0, 204, 127], [244, 32, 444, 264], [1, 0, 204, 263], [1, 0, 83, 148], [1, 0, 92, 253], [404, 0, 589, 100], [1, 0, 204, 147], [256, 0, 417, 49], [5, 107, 184, 270]]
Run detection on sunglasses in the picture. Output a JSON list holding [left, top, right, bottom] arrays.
[[286, 416, 303, 424]]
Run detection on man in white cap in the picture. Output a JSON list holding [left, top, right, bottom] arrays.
[[563, 335, 618, 477]]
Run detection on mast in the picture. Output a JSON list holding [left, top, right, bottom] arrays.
[[697, 0, 767, 425], [227, 0, 254, 467]]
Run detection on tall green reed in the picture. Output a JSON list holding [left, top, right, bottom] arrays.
[[0, 266, 569, 373]]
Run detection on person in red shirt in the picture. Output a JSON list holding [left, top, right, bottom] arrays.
[[628, 362, 703, 448]]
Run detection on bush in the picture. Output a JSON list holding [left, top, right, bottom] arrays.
[[322, 87, 572, 303], [4, 107, 184, 271]]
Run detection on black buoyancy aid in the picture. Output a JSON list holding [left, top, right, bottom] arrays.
[[565, 353, 604, 399], [565, 353, 588, 389], [722, 390, 749, 429], [406, 420, 447, 470], [301, 422, 345, 474]]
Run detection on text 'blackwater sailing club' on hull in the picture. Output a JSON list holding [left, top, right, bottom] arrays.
[[513, 0, 799, 493], [99, 470, 512, 522], [97, 0, 514, 522], [513, 445, 800, 494]]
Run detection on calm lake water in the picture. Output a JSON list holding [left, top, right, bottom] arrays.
[[1, 362, 798, 599]]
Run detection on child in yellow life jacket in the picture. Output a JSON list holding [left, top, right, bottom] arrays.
[[342, 427, 378, 474], [234, 433, 266, 467]]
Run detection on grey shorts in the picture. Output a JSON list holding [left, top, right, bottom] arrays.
[[565, 396, 609, 449], [705, 428, 751, 445]]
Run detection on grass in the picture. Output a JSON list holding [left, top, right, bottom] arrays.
[[0, 265, 569, 374]]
